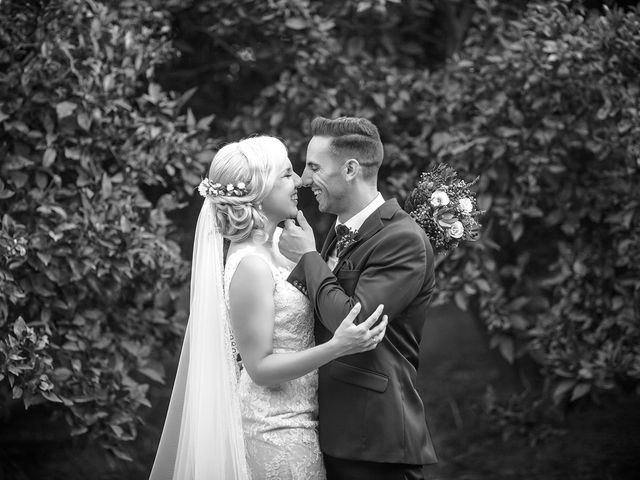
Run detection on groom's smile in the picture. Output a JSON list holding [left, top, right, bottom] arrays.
[[302, 136, 347, 215]]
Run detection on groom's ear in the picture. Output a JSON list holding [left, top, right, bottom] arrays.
[[344, 158, 360, 181]]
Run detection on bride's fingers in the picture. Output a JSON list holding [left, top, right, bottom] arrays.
[[342, 302, 362, 325], [368, 315, 388, 337], [358, 304, 384, 330]]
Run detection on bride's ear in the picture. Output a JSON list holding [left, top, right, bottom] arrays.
[[344, 159, 360, 181]]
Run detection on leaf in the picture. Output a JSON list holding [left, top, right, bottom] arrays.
[[35, 172, 48, 189], [138, 367, 165, 384], [55, 101, 77, 119], [476, 278, 491, 292], [13, 317, 27, 337], [121, 340, 139, 356], [372, 93, 386, 108], [101, 173, 112, 198], [553, 380, 576, 405], [103, 74, 114, 92], [431, 132, 453, 152], [270, 111, 284, 127], [43, 148, 57, 168], [110, 447, 133, 462], [148, 83, 162, 103], [454, 291, 468, 311], [196, 114, 215, 130], [120, 215, 131, 233], [511, 222, 524, 242], [176, 86, 198, 109], [53, 368, 73, 382], [570, 382, 591, 402], [285, 18, 307, 30], [12, 385, 23, 399], [498, 337, 514, 364], [41, 391, 63, 403], [37, 252, 52, 266], [77, 111, 91, 131], [10, 171, 28, 188]]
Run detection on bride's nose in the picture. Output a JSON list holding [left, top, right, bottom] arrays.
[[293, 172, 302, 188]]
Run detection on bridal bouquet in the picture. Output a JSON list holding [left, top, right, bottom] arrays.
[[404, 164, 483, 255]]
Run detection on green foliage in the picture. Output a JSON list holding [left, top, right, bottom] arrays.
[[2, 0, 638, 460], [419, 0, 640, 404], [0, 0, 213, 457], [166, 0, 640, 408]]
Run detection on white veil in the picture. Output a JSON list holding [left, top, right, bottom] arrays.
[[149, 197, 249, 480]]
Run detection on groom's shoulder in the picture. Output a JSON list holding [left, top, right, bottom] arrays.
[[380, 199, 422, 231], [377, 200, 432, 251], [377, 203, 427, 242]]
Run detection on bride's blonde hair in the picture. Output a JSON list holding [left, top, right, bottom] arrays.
[[207, 136, 287, 243]]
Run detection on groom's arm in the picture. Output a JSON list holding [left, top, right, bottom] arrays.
[[288, 229, 432, 333]]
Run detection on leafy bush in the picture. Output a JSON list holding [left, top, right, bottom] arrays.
[[416, 0, 640, 404], [3, 0, 637, 462], [0, 0, 213, 458], [165, 0, 640, 407]]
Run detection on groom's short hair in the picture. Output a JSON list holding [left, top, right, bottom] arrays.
[[310, 116, 383, 179]]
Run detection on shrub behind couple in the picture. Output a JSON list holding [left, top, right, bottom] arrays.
[[150, 116, 437, 480]]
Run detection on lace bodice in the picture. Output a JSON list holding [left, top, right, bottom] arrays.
[[223, 230, 325, 480], [224, 245, 314, 355]]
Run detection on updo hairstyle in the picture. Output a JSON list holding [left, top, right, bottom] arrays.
[[207, 136, 287, 243]]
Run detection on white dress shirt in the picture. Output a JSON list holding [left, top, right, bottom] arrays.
[[327, 192, 385, 270]]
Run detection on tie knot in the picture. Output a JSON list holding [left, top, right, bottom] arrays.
[[336, 224, 351, 238]]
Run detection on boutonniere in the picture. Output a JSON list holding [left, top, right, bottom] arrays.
[[336, 224, 358, 256]]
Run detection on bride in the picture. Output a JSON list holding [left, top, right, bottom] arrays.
[[149, 136, 388, 480]]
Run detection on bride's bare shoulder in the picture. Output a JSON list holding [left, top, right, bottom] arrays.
[[227, 242, 274, 285]]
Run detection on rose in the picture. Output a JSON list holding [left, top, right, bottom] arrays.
[[449, 221, 464, 239], [430, 190, 450, 207], [237, 182, 246, 190], [459, 197, 472, 214]]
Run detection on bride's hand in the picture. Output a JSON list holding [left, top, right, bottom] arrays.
[[330, 303, 388, 357]]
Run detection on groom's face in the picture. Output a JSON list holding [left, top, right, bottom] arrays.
[[302, 136, 348, 215]]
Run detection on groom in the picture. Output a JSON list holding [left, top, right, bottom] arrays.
[[280, 116, 437, 480]]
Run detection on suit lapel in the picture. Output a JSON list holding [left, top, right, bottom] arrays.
[[321, 220, 338, 261], [334, 199, 401, 270]]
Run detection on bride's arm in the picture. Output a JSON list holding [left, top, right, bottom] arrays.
[[228, 255, 387, 387]]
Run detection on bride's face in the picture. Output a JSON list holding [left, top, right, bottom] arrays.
[[261, 157, 301, 222]]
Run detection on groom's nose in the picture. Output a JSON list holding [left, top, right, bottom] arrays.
[[293, 172, 302, 188], [300, 168, 313, 187]]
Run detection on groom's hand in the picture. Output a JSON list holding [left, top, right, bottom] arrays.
[[279, 211, 316, 263]]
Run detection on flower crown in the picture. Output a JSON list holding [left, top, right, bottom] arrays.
[[198, 178, 249, 198]]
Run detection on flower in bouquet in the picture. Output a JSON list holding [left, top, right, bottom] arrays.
[[404, 164, 483, 254]]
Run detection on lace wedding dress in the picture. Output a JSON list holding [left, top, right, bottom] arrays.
[[223, 236, 326, 480]]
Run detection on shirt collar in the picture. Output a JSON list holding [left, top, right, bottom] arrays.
[[336, 192, 385, 233]]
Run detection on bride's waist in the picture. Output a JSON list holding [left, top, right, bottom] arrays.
[[239, 370, 317, 390]]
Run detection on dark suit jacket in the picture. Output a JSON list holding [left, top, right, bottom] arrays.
[[287, 199, 437, 465]]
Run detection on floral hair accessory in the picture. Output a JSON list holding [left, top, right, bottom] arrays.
[[404, 164, 483, 255], [198, 178, 248, 198]]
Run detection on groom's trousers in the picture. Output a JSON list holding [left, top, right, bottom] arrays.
[[323, 454, 424, 480]]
